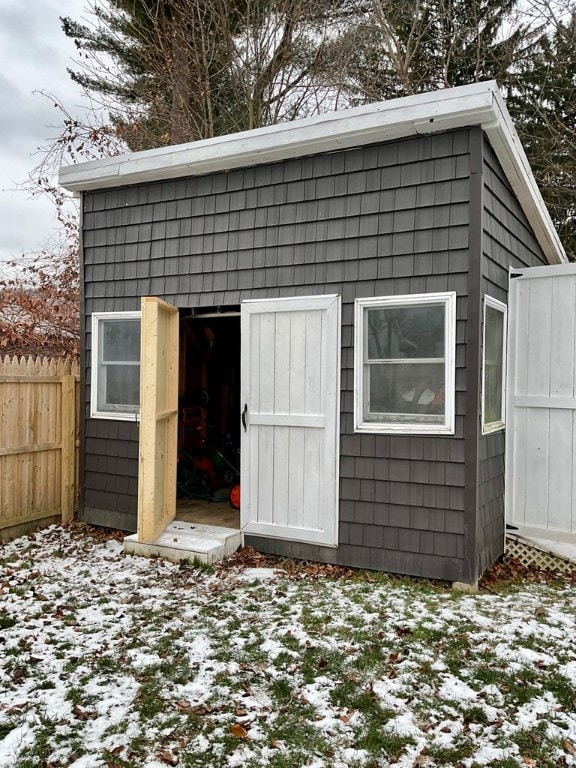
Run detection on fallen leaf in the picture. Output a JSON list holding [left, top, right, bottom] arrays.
[[158, 749, 179, 765], [175, 700, 191, 710], [11, 667, 26, 684], [230, 723, 248, 739], [73, 705, 92, 721], [6, 703, 28, 715], [190, 705, 211, 715]]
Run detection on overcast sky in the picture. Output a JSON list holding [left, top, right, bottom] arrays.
[[0, 0, 93, 265]]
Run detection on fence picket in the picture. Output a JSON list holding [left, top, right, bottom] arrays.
[[0, 355, 79, 539]]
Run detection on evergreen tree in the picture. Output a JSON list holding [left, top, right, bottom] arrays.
[[326, 0, 533, 103], [60, 0, 575, 256], [507, 11, 576, 257], [62, 0, 340, 150]]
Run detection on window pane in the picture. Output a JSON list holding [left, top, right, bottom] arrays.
[[366, 305, 445, 360], [366, 362, 445, 422], [99, 364, 140, 410], [102, 319, 140, 362], [484, 305, 504, 425]]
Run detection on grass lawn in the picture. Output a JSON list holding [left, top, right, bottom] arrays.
[[1, 525, 576, 768]]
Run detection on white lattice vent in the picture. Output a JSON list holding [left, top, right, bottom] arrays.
[[506, 535, 576, 575]]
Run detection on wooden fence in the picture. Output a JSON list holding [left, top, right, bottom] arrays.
[[0, 356, 80, 541]]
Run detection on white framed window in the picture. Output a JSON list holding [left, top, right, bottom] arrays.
[[354, 292, 456, 435], [91, 312, 141, 420], [482, 296, 507, 434]]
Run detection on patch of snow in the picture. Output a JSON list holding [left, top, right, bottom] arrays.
[[227, 745, 257, 766], [515, 693, 560, 728], [384, 711, 422, 737], [0, 723, 35, 768], [338, 748, 370, 765], [260, 638, 296, 659], [438, 675, 479, 703], [236, 568, 280, 581], [372, 680, 413, 710], [560, 660, 576, 684], [186, 633, 213, 662], [2, 526, 576, 768], [463, 745, 517, 766]]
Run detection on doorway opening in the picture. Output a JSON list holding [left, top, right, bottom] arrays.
[[176, 308, 241, 529]]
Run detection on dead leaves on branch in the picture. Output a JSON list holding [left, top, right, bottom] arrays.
[[0, 250, 80, 359]]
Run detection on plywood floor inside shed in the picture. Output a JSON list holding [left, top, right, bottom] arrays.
[[176, 498, 240, 529]]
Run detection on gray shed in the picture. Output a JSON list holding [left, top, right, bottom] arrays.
[[59, 81, 566, 586]]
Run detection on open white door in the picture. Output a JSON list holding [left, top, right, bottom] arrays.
[[241, 295, 340, 546], [506, 264, 576, 542], [137, 297, 179, 543]]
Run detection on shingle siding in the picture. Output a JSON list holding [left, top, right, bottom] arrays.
[[476, 139, 548, 576], [81, 129, 473, 581]]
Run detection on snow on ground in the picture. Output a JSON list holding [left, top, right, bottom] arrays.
[[1, 525, 576, 767]]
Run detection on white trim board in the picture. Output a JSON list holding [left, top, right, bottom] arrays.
[[481, 295, 507, 436], [59, 81, 565, 266], [90, 311, 141, 421], [354, 292, 456, 435]]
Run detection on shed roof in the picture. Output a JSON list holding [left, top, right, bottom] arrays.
[[59, 81, 566, 264]]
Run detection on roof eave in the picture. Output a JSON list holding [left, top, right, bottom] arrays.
[[58, 84, 497, 192], [58, 81, 567, 265], [482, 91, 566, 264]]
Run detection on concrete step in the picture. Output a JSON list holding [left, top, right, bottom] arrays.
[[124, 520, 242, 564]]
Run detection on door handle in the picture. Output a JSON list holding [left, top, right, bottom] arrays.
[[242, 403, 248, 432]]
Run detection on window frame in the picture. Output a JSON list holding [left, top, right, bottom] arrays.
[[482, 295, 507, 435], [354, 292, 457, 435], [90, 311, 141, 421]]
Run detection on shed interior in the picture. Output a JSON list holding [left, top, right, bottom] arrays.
[[176, 308, 241, 527]]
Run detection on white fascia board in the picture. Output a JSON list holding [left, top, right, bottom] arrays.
[[58, 80, 566, 264], [483, 90, 566, 264], [58, 82, 496, 191]]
